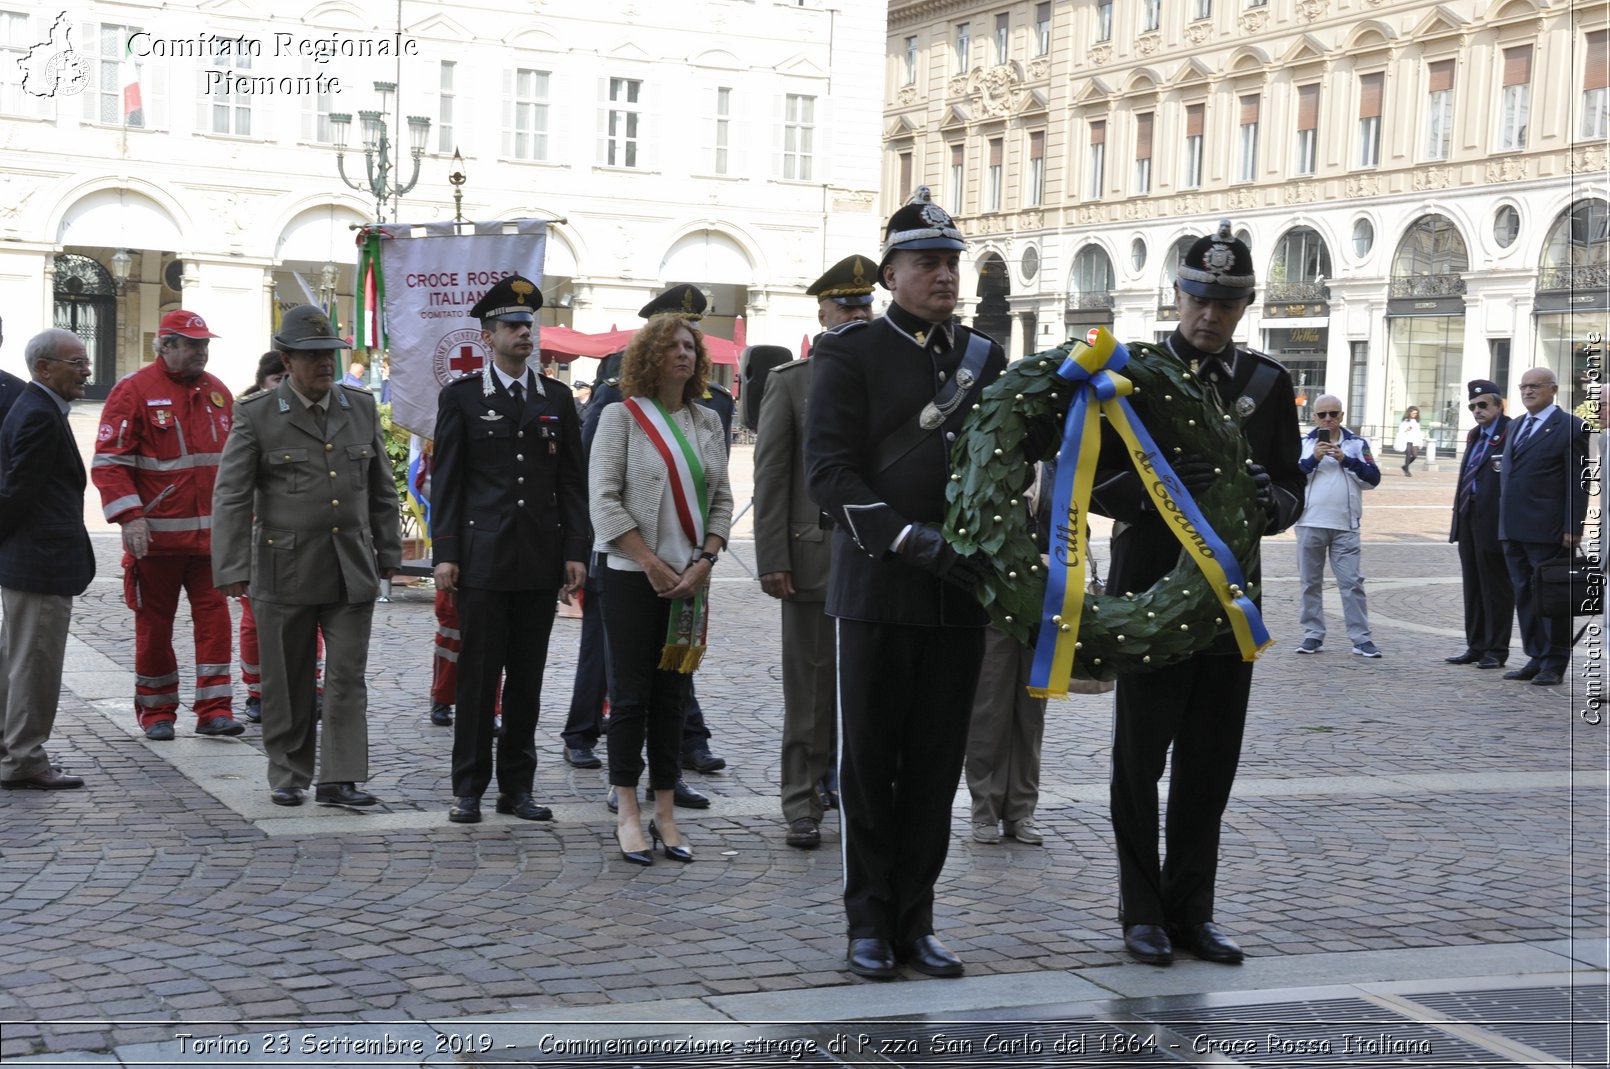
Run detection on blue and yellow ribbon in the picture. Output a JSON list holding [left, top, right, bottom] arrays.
[[1027, 328, 1271, 699]]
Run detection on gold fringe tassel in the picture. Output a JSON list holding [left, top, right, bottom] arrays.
[[657, 644, 708, 674]]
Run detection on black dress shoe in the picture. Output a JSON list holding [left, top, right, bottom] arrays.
[[847, 938, 897, 979], [1533, 671, 1564, 687], [785, 818, 821, 849], [1123, 924, 1173, 965], [2, 768, 85, 790], [315, 782, 377, 806], [270, 787, 305, 807], [680, 745, 727, 773], [196, 715, 246, 737], [564, 746, 602, 769], [616, 826, 653, 866], [448, 796, 482, 823], [243, 697, 262, 723], [1445, 650, 1482, 665], [429, 703, 454, 726], [144, 720, 175, 741], [673, 778, 711, 809], [649, 819, 693, 862], [1504, 664, 1541, 681], [898, 935, 964, 977], [605, 787, 620, 814], [1477, 656, 1506, 669], [1170, 921, 1244, 964], [496, 791, 553, 820]]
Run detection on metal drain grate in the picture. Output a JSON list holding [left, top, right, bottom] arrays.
[[862, 1020, 1181, 1066], [1407, 984, 1608, 1067], [1137, 996, 1503, 1066]]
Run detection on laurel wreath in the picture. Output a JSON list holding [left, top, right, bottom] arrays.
[[943, 339, 1263, 680]]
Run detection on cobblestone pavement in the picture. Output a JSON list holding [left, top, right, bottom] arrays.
[[0, 421, 1604, 1062]]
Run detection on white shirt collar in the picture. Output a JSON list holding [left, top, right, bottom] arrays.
[[491, 362, 545, 397]]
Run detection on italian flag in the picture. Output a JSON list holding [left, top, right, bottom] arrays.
[[353, 229, 386, 351]]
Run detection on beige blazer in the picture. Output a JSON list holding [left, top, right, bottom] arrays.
[[212, 382, 402, 604], [751, 359, 829, 600], [589, 398, 733, 559]]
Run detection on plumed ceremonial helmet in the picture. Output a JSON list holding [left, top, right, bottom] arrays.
[[807, 255, 877, 307], [1176, 220, 1256, 301], [468, 273, 542, 324], [274, 305, 351, 351], [878, 186, 966, 288], [638, 283, 706, 321], [1467, 379, 1504, 400]]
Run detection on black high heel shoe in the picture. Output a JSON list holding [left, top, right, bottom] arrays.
[[649, 820, 693, 863], [616, 825, 653, 866]]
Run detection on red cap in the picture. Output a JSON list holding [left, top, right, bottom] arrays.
[[158, 310, 219, 339]]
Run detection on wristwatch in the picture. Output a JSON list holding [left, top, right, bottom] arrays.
[[698, 551, 719, 566]]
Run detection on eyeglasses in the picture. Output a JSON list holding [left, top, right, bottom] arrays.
[[1517, 383, 1554, 392], [44, 357, 91, 372], [1314, 411, 1341, 418], [1468, 400, 1495, 410]]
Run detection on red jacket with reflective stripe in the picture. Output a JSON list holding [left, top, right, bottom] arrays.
[[92, 360, 233, 556]]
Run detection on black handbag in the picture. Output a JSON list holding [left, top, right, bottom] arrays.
[[1535, 554, 1602, 617]]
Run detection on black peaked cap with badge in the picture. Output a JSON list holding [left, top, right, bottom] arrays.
[[638, 283, 706, 321], [1467, 379, 1504, 400], [274, 305, 352, 351], [808, 255, 878, 308], [469, 273, 543, 324], [1176, 220, 1256, 301], [877, 186, 966, 287]]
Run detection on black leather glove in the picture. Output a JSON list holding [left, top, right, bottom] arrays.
[[897, 522, 990, 591], [1247, 462, 1278, 527], [1171, 457, 1218, 495]]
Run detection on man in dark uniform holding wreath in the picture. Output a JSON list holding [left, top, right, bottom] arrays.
[[1090, 221, 1304, 966], [807, 188, 1004, 979]]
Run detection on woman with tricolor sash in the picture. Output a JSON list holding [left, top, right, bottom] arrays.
[[588, 315, 734, 865]]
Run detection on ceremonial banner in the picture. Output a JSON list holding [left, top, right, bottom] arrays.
[[375, 219, 548, 440]]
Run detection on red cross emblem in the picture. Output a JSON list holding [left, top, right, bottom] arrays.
[[450, 345, 483, 375]]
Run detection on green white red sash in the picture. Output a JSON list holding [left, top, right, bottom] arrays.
[[623, 397, 711, 672]]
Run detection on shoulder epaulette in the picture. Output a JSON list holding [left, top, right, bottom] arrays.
[[705, 381, 732, 398], [768, 358, 810, 376], [963, 324, 1000, 346], [237, 390, 272, 406], [603, 377, 622, 389]]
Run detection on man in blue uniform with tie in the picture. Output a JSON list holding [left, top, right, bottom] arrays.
[[1446, 379, 1514, 670]]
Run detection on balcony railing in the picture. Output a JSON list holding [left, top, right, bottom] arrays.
[[1065, 292, 1115, 310], [1388, 273, 1467, 298], [1264, 280, 1331, 303], [1538, 264, 1610, 292]]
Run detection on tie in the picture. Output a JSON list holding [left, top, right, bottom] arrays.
[[312, 403, 327, 436], [1513, 415, 1536, 449], [510, 381, 524, 409]]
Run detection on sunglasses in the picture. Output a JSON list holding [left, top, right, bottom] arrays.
[[1314, 411, 1341, 418], [1468, 400, 1494, 411]]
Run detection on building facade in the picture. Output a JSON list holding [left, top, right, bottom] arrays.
[[886, 0, 1608, 445], [3, 0, 882, 397]]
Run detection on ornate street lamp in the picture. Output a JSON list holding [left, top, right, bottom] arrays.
[[328, 81, 431, 222], [110, 248, 133, 292], [449, 148, 468, 225]]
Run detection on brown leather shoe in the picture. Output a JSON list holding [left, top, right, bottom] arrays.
[[2, 768, 85, 790], [785, 818, 820, 849]]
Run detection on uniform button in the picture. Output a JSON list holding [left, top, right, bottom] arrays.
[[516, 454, 524, 462], [517, 499, 525, 507], [329, 471, 337, 478], [517, 431, 525, 439], [331, 527, 340, 534], [266, 539, 274, 545], [517, 476, 524, 484], [468, 520, 475, 527], [945, 431, 957, 441], [331, 499, 340, 507], [325, 443, 334, 452], [938, 371, 947, 383]]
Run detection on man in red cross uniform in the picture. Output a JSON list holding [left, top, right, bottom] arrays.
[[93, 309, 243, 740]]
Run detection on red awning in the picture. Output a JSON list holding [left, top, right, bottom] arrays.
[[539, 325, 740, 365]]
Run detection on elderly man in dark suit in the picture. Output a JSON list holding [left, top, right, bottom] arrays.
[[756, 255, 876, 850], [433, 274, 588, 825], [1447, 379, 1515, 670], [0, 328, 94, 790], [1498, 367, 1590, 689], [213, 306, 402, 808]]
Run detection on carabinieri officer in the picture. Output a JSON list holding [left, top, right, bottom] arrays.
[[432, 273, 589, 825], [806, 188, 1005, 980], [1091, 221, 1304, 967]]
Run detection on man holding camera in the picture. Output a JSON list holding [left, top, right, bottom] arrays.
[[1294, 396, 1382, 657]]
